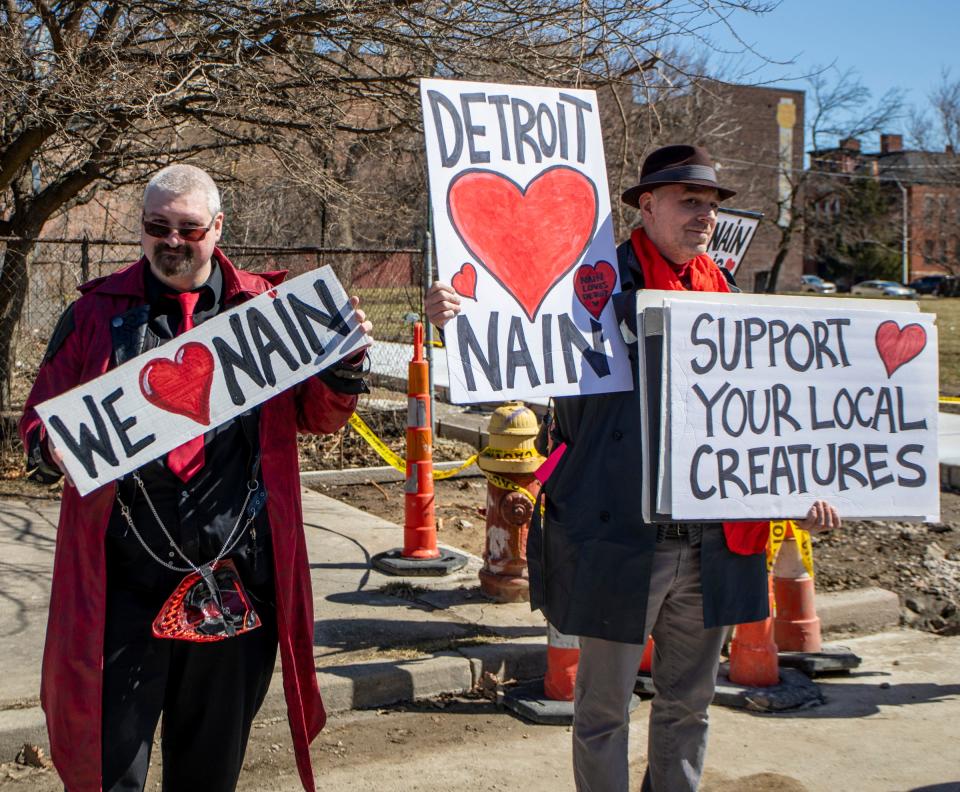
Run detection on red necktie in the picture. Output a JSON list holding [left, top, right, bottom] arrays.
[[166, 291, 205, 481]]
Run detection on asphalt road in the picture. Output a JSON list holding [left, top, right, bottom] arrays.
[[4, 629, 956, 792]]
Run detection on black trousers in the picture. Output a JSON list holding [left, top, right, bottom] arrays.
[[99, 582, 278, 792]]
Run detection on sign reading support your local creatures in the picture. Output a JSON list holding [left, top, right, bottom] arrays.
[[35, 267, 371, 496], [420, 78, 633, 404], [666, 299, 939, 521]]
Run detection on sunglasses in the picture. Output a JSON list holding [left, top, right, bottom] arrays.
[[142, 216, 215, 242]]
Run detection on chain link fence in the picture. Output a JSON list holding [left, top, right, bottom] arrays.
[[0, 237, 430, 473]]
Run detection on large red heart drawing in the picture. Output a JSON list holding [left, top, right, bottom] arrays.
[[447, 165, 598, 322], [452, 262, 477, 300], [875, 320, 927, 377], [574, 261, 617, 319], [139, 342, 214, 425]]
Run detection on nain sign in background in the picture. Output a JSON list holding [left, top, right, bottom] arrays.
[[35, 267, 371, 496], [420, 78, 632, 404], [666, 298, 939, 521], [706, 208, 762, 276]]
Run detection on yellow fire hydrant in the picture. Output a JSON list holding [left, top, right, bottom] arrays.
[[477, 402, 545, 603]]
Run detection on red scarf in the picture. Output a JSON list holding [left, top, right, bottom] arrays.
[[631, 227, 732, 293], [632, 227, 768, 556]]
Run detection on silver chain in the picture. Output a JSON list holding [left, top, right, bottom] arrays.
[[116, 471, 259, 574]]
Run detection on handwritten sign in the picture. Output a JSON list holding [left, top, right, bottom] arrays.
[[706, 208, 762, 276], [666, 299, 939, 521], [35, 267, 371, 496], [420, 78, 632, 404]]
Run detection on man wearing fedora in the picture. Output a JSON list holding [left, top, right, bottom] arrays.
[[426, 144, 839, 791]]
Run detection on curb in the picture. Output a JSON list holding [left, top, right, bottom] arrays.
[[300, 461, 483, 487], [0, 589, 904, 759], [939, 461, 960, 491]]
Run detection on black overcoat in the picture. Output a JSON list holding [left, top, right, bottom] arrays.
[[527, 240, 769, 643]]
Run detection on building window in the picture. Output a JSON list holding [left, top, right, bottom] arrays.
[[924, 239, 935, 263], [924, 196, 935, 223]]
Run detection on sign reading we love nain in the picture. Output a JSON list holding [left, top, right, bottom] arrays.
[[35, 267, 371, 496], [421, 78, 633, 404]]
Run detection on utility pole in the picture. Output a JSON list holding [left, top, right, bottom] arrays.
[[894, 178, 910, 283]]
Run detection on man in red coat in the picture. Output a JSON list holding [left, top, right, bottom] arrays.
[[20, 164, 372, 792]]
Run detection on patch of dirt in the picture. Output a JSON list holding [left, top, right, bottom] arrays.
[[312, 476, 489, 559], [324, 476, 960, 637]]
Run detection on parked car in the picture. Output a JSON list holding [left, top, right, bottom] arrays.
[[800, 274, 837, 294], [851, 279, 917, 298], [909, 274, 947, 295], [937, 276, 960, 297]]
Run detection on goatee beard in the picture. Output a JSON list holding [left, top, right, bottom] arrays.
[[154, 246, 195, 277]]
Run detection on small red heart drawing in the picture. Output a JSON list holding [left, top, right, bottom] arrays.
[[448, 165, 598, 321], [574, 261, 617, 319], [725, 258, 737, 272], [875, 320, 927, 377], [267, 288, 278, 298], [139, 342, 215, 425], [451, 263, 477, 300]]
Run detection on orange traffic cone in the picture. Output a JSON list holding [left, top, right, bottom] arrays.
[[543, 623, 579, 701], [403, 322, 438, 559], [728, 576, 779, 687], [371, 323, 467, 576], [639, 637, 654, 673], [773, 525, 822, 652]]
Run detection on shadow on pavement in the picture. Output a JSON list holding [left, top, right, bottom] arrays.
[[754, 679, 960, 719]]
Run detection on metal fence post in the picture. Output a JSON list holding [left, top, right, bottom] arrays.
[[423, 213, 436, 436], [80, 234, 89, 283]]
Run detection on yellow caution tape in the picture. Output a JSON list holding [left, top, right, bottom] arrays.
[[767, 519, 814, 578], [940, 396, 960, 404], [479, 446, 541, 460], [482, 470, 537, 503], [432, 455, 479, 480], [348, 413, 406, 473], [767, 519, 788, 572], [791, 521, 815, 579], [348, 412, 479, 480]]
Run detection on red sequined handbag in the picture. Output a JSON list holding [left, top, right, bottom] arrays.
[[152, 559, 261, 642]]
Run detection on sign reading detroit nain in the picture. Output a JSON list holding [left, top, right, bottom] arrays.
[[421, 78, 633, 404]]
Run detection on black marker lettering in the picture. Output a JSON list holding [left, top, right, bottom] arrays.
[[102, 387, 155, 457]]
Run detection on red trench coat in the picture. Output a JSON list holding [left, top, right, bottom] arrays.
[[20, 250, 357, 792]]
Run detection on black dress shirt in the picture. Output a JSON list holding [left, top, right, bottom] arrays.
[[105, 262, 273, 601]]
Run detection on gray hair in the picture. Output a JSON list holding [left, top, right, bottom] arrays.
[[144, 164, 221, 217]]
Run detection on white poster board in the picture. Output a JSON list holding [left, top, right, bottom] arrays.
[[35, 267, 371, 496], [420, 78, 632, 404], [706, 208, 762, 276], [665, 298, 939, 521]]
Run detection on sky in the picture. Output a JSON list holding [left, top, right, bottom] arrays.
[[699, 0, 957, 151]]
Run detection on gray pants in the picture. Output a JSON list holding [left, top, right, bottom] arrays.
[[572, 531, 727, 792]]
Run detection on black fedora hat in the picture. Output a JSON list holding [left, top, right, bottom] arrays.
[[621, 144, 735, 207]]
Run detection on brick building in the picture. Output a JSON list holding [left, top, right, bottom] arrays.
[[706, 82, 807, 292], [807, 134, 960, 282]]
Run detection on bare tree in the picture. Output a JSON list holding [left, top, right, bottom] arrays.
[[763, 67, 904, 292], [909, 69, 960, 152], [0, 0, 778, 410]]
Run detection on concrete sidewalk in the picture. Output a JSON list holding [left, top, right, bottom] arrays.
[[0, 486, 904, 761]]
